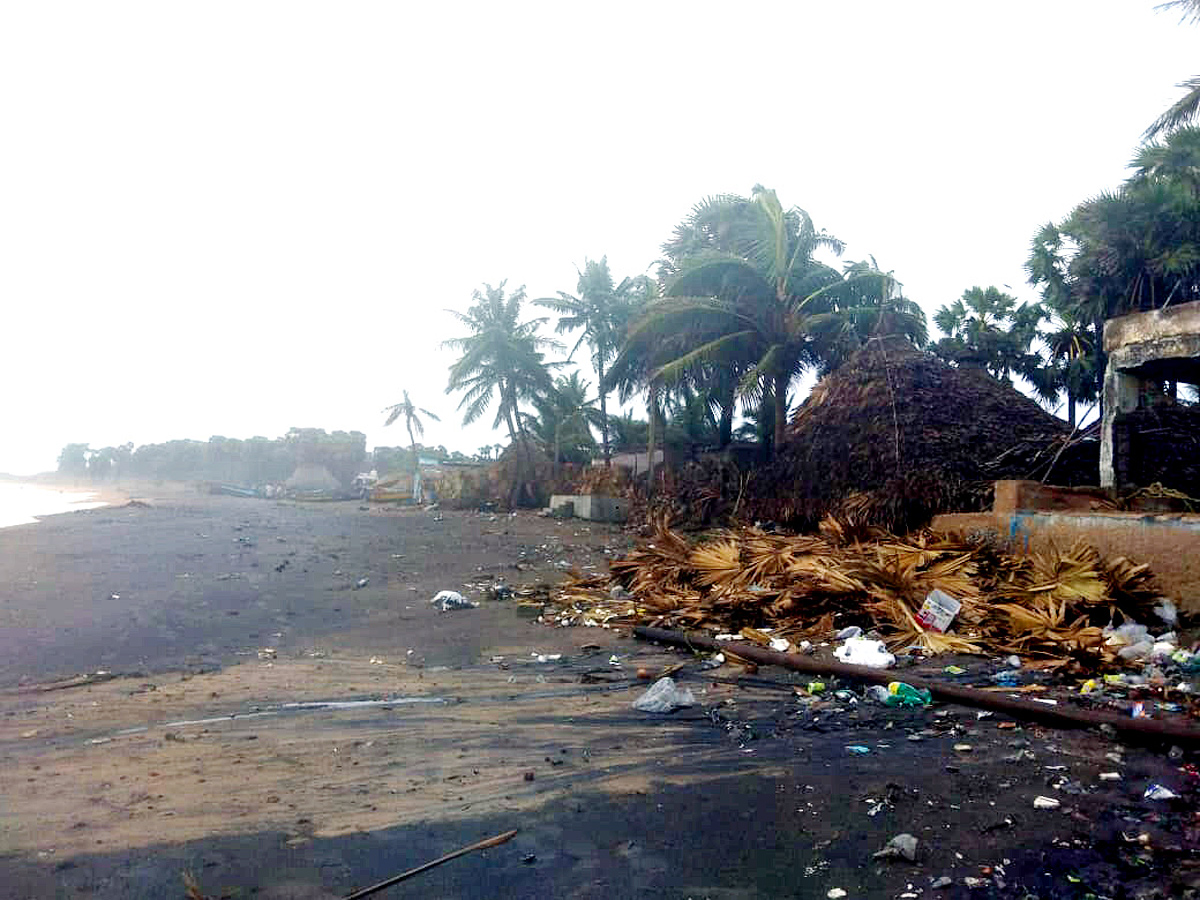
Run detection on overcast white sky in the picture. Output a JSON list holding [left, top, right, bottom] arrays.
[[1, 1, 1196, 474]]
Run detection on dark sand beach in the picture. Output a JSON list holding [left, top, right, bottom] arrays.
[[0, 489, 1195, 899]]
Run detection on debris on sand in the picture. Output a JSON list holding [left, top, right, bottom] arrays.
[[539, 516, 1170, 667]]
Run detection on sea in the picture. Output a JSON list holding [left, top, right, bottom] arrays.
[[0, 481, 108, 529]]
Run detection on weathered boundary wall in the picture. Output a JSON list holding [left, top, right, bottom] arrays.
[[934, 482, 1200, 612]]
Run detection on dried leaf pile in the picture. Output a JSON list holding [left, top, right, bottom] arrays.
[[548, 517, 1165, 665], [748, 335, 1098, 531]]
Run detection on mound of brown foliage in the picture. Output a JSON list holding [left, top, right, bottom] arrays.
[[747, 336, 1096, 531]]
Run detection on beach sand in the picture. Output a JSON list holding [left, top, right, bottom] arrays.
[[0, 489, 1194, 899]]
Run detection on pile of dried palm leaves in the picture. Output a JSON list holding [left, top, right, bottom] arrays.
[[547, 516, 1165, 666], [748, 336, 1098, 532]]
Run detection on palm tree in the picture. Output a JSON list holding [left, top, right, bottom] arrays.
[[1145, 2, 1200, 139], [810, 257, 928, 373], [933, 286, 1043, 383], [1040, 309, 1096, 428], [616, 186, 894, 454], [526, 372, 606, 467], [535, 258, 656, 466], [443, 281, 562, 503], [382, 390, 441, 500]]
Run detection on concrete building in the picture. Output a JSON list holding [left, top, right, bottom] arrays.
[[1100, 300, 1200, 488]]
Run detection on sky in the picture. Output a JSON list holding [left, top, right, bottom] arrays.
[[2, 1, 1197, 474]]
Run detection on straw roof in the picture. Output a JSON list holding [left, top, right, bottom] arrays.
[[749, 336, 1089, 530]]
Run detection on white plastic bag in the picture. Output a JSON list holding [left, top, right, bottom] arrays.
[[431, 590, 477, 611], [632, 677, 695, 713], [834, 637, 895, 669]]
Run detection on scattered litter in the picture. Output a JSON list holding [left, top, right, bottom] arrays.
[[915, 588, 961, 633], [769, 638, 790, 652], [827, 889, 847, 899], [1033, 796, 1060, 809], [834, 637, 895, 669], [257, 648, 277, 660], [873, 833, 918, 862], [432, 590, 478, 612], [943, 665, 966, 676], [845, 745, 871, 755], [1099, 772, 1121, 781], [543, 522, 1166, 668], [1144, 784, 1179, 800], [632, 677, 695, 713], [353, 578, 369, 590], [953, 744, 973, 753], [1155, 599, 1178, 625], [835, 626, 862, 640], [866, 685, 892, 704], [532, 653, 562, 663], [884, 682, 932, 708], [369, 657, 384, 665]]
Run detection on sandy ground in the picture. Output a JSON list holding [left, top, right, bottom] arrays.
[[1, 489, 1199, 899]]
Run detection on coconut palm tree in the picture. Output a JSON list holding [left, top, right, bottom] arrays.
[[382, 390, 440, 501], [617, 186, 896, 454], [526, 372, 606, 467], [810, 257, 928, 374], [1145, 2, 1200, 139], [443, 281, 562, 503], [535, 257, 656, 466]]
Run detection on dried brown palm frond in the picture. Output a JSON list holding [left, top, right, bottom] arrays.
[[740, 534, 800, 585], [1103, 556, 1160, 608], [788, 554, 868, 595], [868, 594, 984, 654], [993, 599, 1106, 654], [689, 539, 745, 588], [997, 540, 1106, 608]]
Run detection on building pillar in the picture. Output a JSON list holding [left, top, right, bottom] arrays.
[[1099, 356, 1139, 488]]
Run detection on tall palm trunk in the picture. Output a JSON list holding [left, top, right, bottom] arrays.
[[597, 359, 611, 467], [646, 383, 660, 496], [1067, 388, 1077, 430], [772, 372, 789, 456], [406, 420, 420, 503], [718, 395, 735, 448], [500, 384, 526, 508]]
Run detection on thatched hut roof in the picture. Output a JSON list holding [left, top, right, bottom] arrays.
[[749, 336, 1093, 531], [286, 462, 342, 491]]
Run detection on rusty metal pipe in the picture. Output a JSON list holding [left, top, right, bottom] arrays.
[[634, 626, 1200, 746]]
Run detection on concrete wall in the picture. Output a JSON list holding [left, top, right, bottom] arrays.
[[1100, 300, 1200, 487], [1103, 300, 1200, 353], [548, 494, 631, 523], [931, 507, 1200, 612]]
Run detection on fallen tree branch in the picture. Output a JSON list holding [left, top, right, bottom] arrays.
[[343, 828, 518, 899], [634, 626, 1200, 746]]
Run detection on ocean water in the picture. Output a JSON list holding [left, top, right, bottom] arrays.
[[0, 482, 108, 529]]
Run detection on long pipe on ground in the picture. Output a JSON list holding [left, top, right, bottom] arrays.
[[634, 626, 1200, 746]]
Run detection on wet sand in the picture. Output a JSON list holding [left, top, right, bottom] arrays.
[[0, 489, 1195, 898]]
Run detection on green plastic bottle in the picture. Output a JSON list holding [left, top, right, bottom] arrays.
[[885, 681, 932, 708]]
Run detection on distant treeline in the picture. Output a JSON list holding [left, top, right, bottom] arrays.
[[56, 429, 484, 487]]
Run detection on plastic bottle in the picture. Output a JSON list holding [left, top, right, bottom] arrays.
[[885, 681, 932, 707]]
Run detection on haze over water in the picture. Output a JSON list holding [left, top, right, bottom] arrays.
[[0, 482, 108, 529]]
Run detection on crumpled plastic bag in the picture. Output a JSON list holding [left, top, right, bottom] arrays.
[[431, 590, 478, 612], [834, 637, 895, 669], [632, 677, 695, 713]]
